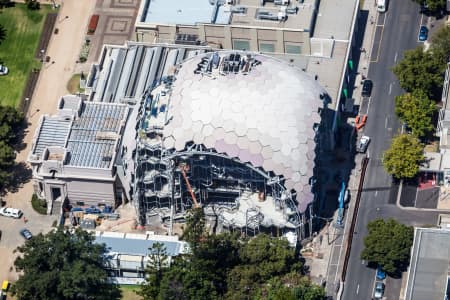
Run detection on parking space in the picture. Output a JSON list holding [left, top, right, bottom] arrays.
[[0, 192, 56, 282]]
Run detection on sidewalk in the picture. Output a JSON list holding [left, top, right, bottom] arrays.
[[308, 0, 379, 298], [0, 0, 96, 284]]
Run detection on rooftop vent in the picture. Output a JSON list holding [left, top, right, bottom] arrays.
[[175, 34, 200, 46]]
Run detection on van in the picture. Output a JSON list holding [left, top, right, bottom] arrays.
[[377, 0, 387, 12]]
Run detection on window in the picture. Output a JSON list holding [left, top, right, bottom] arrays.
[[259, 42, 275, 53], [233, 40, 250, 50], [285, 44, 302, 54]]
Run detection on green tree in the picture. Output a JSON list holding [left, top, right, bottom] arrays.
[[430, 25, 450, 65], [413, 0, 446, 14], [226, 234, 302, 298], [382, 134, 424, 179], [181, 207, 205, 248], [25, 0, 40, 10], [12, 228, 121, 300], [256, 273, 325, 300], [395, 90, 436, 138], [392, 47, 444, 99], [138, 242, 169, 300], [361, 219, 414, 274]]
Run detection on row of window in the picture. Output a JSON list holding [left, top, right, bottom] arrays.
[[232, 40, 302, 54]]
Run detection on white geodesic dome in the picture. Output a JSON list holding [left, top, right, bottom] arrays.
[[162, 52, 326, 212]]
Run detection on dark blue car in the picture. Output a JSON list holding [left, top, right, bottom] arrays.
[[418, 25, 428, 41]]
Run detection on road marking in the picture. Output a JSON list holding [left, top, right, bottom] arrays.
[[375, 190, 378, 197], [388, 83, 392, 95], [362, 259, 366, 265], [394, 51, 398, 62], [366, 96, 372, 115], [356, 284, 360, 295], [385, 116, 388, 128]]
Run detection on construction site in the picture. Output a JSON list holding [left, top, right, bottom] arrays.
[[131, 51, 328, 238]]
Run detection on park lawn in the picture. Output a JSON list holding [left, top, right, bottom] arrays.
[[0, 4, 53, 107]]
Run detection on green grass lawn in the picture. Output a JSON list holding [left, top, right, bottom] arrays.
[[0, 4, 53, 107]]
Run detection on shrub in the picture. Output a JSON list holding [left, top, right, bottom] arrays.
[[31, 193, 47, 215]]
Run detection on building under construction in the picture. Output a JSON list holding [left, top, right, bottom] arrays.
[[132, 50, 327, 237]]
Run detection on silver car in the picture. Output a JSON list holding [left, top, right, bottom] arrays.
[[374, 282, 385, 299]]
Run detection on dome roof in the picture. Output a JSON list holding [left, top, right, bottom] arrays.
[[162, 52, 325, 212]]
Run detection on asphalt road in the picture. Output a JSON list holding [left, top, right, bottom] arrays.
[[342, 1, 439, 299]]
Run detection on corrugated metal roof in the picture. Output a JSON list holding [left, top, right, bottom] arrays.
[[95, 236, 183, 257], [32, 117, 71, 158], [65, 102, 128, 169]]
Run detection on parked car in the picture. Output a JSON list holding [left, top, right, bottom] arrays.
[[0, 65, 8, 76], [374, 282, 385, 299], [356, 136, 371, 153], [361, 79, 373, 97], [20, 228, 32, 240], [418, 25, 428, 41], [376, 266, 386, 280], [0, 207, 23, 219]]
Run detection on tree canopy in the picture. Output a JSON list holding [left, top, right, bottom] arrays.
[[392, 47, 444, 99], [413, 0, 446, 14], [0, 105, 23, 189], [382, 134, 424, 179], [12, 228, 121, 300], [430, 25, 450, 65], [395, 90, 436, 138], [139, 209, 324, 300], [361, 219, 414, 274]]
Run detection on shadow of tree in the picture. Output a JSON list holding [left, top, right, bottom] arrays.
[[0, 162, 32, 196]]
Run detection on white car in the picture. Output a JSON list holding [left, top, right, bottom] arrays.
[[0, 65, 8, 76], [356, 135, 371, 153], [0, 207, 23, 219]]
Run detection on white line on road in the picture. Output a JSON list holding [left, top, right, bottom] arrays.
[[356, 284, 360, 295], [375, 190, 378, 197], [394, 51, 398, 62], [385, 116, 388, 128], [362, 259, 366, 265], [366, 96, 372, 115], [388, 83, 392, 95]]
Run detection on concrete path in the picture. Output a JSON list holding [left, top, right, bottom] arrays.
[[0, 0, 95, 283]]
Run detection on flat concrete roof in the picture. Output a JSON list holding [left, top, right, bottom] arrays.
[[141, 0, 217, 25], [405, 228, 450, 300], [139, 0, 317, 30], [313, 0, 357, 40]]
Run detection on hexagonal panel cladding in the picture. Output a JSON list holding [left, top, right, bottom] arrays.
[[193, 132, 204, 145], [163, 136, 176, 149], [212, 128, 226, 141], [272, 163, 285, 176], [235, 123, 248, 137], [238, 149, 253, 163], [223, 119, 236, 132], [192, 121, 203, 133], [236, 137, 250, 150], [294, 182, 304, 193], [175, 139, 186, 151], [214, 139, 228, 153], [263, 159, 277, 172], [285, 179, 295, 190], [248, 141, 262, 154], [272, 151, 284, 164], [181, 129, 195, 142], [261, 146, 273, 159], [246, 128, 260, 142], [281, 143, 292, 156], [249, 153, 264, 167], [202, 124, 215, 137], [203, 135, 217, 148], [224, 132, 238, 144], [291, 172, 302, 183], [225, 143, 240, 158]]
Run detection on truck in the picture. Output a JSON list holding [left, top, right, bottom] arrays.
[[377, 0, 387, 12]]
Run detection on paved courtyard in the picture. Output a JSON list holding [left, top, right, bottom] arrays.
[[86, 0, 141, 63]]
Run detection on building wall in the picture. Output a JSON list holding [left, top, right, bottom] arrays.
[[35, 175, 117, 208], [135, 23, 311, 55]]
